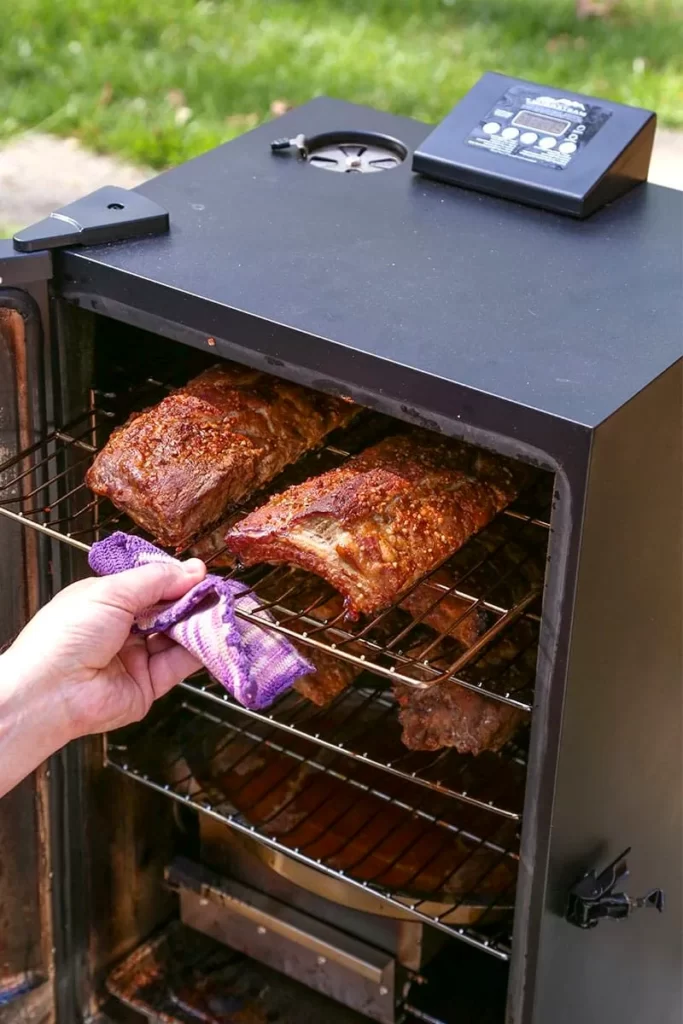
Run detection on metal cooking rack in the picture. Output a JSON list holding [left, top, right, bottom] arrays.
[[0, 380, 551, 961], [179, 674, 528, 821], [0, 382, 550, 714], [106, 696, 518, 960]]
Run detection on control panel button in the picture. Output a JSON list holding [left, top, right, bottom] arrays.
[[501, 126, 519, 140], [483, 121, 501, 135], [559, 141, 577, 155], [538, 136, 557, 150], [520, 131, 538, 145]]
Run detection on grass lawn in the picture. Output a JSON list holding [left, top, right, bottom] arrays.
[[1, 0, 681, 169]]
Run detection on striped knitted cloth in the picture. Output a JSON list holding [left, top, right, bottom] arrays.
[[88, 532, 313, 710]]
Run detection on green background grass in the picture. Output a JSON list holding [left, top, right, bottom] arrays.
[[1, 0, 682, 169]]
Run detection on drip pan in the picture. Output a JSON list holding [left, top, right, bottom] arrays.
[[107, 921, 369, 1024]]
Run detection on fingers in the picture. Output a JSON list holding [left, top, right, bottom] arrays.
[[145, 632, 176, 656], [92, 559, 207, 616], [148, 644, 203, 699]]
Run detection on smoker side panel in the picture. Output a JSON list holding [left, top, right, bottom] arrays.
[[529, 359, 683, 1024], [0, 292, 55, 1023]]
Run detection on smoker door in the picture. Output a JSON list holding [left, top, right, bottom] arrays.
[[0, 290, 57, 1022]]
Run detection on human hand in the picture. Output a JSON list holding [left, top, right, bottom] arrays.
[[1, 559, 206, 757]]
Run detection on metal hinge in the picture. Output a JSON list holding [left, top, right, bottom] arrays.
[[566, 847, 664, 929], [0, 185, 169, 285]]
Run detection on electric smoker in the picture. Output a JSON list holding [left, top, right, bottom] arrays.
[[0, 97, 681, 1024]]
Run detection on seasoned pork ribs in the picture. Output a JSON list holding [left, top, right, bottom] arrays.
[[294, 647, 362, 707], [225, 431, 526, 618], [86, 364, 357, 550], [394, 626, 535, 755]]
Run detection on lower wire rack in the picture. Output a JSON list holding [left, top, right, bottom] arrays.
[[180, 673, 528, 821], [106, 694, 518, 960]]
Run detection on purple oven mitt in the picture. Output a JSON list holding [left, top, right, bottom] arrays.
[[88, 532, 314, 710]]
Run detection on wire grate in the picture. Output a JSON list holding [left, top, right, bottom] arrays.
[[106, 695, 519, 960], [0, 383, 551, 713], [179, 674, 527, 821]]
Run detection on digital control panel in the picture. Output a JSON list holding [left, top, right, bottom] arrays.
[[466, 82, 611, 172], [412, 73, 656, 218]]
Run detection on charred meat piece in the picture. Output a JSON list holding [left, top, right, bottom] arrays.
[[188, 523, 236, 567], [293, 647, 361, 706], [394, 628, 534, 755], [225, 431, 526, 618], [86, 364, 357, 550], [395, 680, 526, 756], [252, 576, 366, 707]]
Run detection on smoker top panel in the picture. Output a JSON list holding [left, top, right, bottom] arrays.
[[58, 97, 682, 431]]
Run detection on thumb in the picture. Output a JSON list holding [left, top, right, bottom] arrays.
[[91, 559, 207, 616]]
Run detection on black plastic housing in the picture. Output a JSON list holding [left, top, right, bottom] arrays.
[[412, 72, 656, 217]]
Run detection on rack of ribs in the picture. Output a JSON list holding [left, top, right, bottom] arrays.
[[86, 364, 357, 550], [225, 430, 526, 618]]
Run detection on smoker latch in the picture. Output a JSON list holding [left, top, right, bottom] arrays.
[[11, 186, 169, 254], [566, 847, 664, 929]]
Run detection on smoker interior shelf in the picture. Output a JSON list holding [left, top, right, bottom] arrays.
[[106, 695, 518, 960], [107, 921, 379, 1024], [0, 382, 550, 711], [180, 674, 528, 821]]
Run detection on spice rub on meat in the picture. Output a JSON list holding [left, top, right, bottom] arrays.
[[86, 364, 357, 550], [225, 431, 526, 618]]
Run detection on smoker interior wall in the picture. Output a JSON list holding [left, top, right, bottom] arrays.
[[0, 305, 30, 636], [86, 764, 177, 983], [531, 359, 683, 1024], [0, 777, 44, 992], [46, 306, 181, 1007], [0, 300, 53, 1021]]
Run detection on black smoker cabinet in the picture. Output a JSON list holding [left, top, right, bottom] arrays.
[[0, 99, 681, 1024]]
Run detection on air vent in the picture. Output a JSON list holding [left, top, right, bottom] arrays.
[[271, 130, 408, 174]]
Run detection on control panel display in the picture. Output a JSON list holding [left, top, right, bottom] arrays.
[[511, 110, 571, 137], [466, 82, 612, 172]]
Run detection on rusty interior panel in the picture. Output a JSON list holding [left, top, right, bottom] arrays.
[[0, 303, 53, 1022], [86, 750, 177, 988], [0, 778, 45, 995], [0, 307, 39, 621]]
